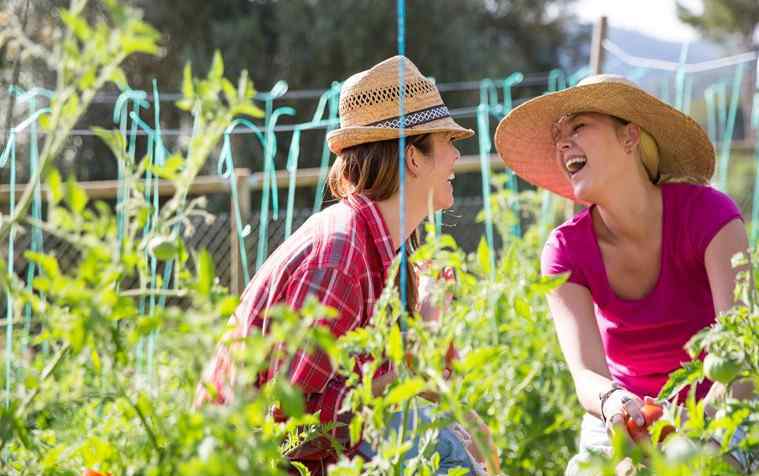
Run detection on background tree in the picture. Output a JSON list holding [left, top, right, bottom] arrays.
[[2, 0, 586, 190], [677, 0, 759, 140]]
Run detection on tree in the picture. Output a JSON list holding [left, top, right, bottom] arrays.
[[677, 1, 759, 139], [677, 0, 759, 51]]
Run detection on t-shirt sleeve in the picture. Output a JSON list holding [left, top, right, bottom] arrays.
[[686, 186, 743, 263], [541, 230, 589, 288]]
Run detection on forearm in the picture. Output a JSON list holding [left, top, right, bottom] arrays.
[[573, 368, 616, 419]]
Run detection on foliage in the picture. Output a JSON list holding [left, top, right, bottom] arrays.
[[0, 2, 757, 476]]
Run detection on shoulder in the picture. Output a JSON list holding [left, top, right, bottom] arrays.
[[307, 200, 373, 271], [544, 207, 593, 252], [664, 182, 740, 213]]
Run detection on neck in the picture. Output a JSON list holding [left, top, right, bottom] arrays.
[[593, 176, 661, 242], [375, 191, 428, 250]]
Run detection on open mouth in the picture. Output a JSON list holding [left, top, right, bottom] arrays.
[[447, 173, 455, 184], [565, 156, 587, 176]]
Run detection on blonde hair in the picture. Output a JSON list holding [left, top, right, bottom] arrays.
[[618, 119, 706, 185]]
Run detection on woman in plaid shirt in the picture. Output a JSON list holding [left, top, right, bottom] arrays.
[[196, 56, 491, 475]]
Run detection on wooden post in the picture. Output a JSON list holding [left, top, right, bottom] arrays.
[[230, 168, 251, 295], [590, 16, 608, 75]]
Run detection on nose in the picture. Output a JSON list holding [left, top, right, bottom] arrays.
[[555, 136, 572, 155]]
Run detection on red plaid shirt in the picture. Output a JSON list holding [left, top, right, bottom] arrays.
[[196, 194, 395, 464]]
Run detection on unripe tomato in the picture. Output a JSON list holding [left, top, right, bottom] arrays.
[[625, 403, 674, 443], [147, 235, 178, 261], [703, 354, 741, 384]]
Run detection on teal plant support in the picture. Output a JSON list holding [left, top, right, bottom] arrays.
[[9, 87, 53, 357], [283, 87, 340, 238], [217, 118, 267, 284], [258, 107, 295, 269], [1, 105, 51, 407], [312, 83, 341, 214]]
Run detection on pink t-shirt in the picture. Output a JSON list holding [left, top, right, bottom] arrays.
[[541, 183, 742, 400]]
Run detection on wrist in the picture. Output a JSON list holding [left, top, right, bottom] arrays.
[[599, 382, 623, 424]]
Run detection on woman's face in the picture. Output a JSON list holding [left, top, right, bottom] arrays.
[[411, 132, 461, 211], [552, 112, 630, 203]]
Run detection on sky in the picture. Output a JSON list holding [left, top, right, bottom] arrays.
[[572, 0, 703, 43]]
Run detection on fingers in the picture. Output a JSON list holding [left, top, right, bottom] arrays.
[[622, 397, 646, 427]]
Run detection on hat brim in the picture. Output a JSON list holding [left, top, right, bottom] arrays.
[[494, 82, 715, 202], [327, 116, 474, 154]]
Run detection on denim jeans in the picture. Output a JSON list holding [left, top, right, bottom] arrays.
[[357, 406, 478, 475]]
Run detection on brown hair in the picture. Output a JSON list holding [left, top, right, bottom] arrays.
[[328, 134, 433, 315]]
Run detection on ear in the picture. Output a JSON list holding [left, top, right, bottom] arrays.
[[623, 123, 641, 154], [405, 143, 423, 178]]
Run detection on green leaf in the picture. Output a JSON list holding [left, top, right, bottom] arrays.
[[209, 50, 224, 81], [275, 380, 305, 418], [232, 102, 265, 118], [457, 347, 500, 373], [477, 237, 492, 276], [385, 377, 426, 405], [349, 414, 363, 447], [109, 67, 128, 89], [60, 9, 92, 41], [120, 34, 159, 55], [196, 249, 214, 297], [181, 63, 194, 98], [77, 68, 97, 91], [65, 174, 88, 214], [149, 154, 183, 180], [47, 168, 63, 205], [514, 296, 531, 319], [291, 461, 311, 476], [61, 94, 80, 122], [91, 349, 101, 374], [221, 78, 237, 105], [92, 127, 127, 161], [387, 324, 403, 365], [657, 360, 703, 400], [24, 251, 61, 279]]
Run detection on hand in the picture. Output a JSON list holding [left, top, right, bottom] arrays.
[[453, 411, 499, 473], [603, 388, 645, 439], [417, 264, 455, 322]]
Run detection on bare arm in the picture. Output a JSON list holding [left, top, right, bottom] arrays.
[[546, 282, 614, 419], [704, 218, 754, 401]]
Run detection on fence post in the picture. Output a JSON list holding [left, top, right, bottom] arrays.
[[230, 168, 252, 295], [590, 16, 608, 75]]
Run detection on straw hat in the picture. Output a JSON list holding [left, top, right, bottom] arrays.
[[327, 56, 474, 154], [494, 74, 715, 201]]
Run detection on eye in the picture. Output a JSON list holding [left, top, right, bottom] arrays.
[[572, 123, 585, 133]]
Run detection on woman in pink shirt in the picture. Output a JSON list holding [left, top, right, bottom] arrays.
[[494, 75, 753, 473]]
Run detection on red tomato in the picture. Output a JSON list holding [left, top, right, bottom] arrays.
[[83, 469, 112, 476], [625, 403, 675, 443]]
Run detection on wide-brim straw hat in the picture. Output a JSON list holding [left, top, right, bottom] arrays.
[[327, 56, 474, 154], [494, 74, 715, 201]]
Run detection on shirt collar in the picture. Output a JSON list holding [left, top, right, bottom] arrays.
[[346, 194, 396, 271]]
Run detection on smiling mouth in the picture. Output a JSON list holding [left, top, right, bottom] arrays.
[[565, 156, 587, 176], [447, 173, 455, 183]]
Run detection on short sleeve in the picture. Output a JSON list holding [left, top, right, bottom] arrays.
[[541, 231, 589, 288], [686, 186, 743, 263]]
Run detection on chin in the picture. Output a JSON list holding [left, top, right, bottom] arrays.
[[433, 198, 454, 211], [571, 184, 596, 204]]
